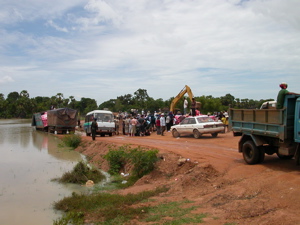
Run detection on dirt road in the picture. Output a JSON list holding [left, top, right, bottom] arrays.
[[77, 130, 300, 225]]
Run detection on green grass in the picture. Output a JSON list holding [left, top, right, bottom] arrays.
[[60, 134, 82, 149], [53, 186, 169, 224], [53, 191, 209, 225], [53, 161, 105, 184], [144, 200, 206, 224], [103, 145, 159, 178]]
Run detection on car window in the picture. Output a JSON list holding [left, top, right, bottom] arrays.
[[189, 118, 196, 124], [197, 117, 214, 123], [181, 118, 189, 124]]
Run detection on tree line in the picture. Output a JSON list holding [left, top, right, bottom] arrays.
[[0, 89, 274, 119]]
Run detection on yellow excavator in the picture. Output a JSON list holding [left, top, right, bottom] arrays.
[[170, 85, 194, 113]]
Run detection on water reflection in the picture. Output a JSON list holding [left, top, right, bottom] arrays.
[[0, 119, 85, 225]]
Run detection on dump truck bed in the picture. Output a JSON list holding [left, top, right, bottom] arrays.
[[229, 95, 299, 142], [229, 108, 286, 140]]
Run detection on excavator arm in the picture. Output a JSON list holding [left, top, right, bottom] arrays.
[[170, 85, 194, 113]]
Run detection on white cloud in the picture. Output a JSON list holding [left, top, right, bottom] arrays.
[[0, 0, 300, 104], [0, 75, 14, 84], [46, 20, 68, 33]]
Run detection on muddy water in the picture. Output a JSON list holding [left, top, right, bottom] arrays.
[[0, 119, 87, 225]]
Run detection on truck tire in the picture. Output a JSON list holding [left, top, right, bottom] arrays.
[[242, 140, 260, 164]]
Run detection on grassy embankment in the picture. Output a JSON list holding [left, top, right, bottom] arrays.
[[53, 134, 208, 225]]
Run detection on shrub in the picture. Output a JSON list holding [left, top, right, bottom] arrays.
[[104, 145, 159, 178], [56, 161, 105, 184], [103, 145, 130, 175], [61, 134, 82, 149], [129, 147, 159, 178]]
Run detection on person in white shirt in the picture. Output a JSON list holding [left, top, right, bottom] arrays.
[[183, 97, 188, 115], [160, 113, 166, 136]]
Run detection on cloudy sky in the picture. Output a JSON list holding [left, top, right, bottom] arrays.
[[0, 0, 299, 105]]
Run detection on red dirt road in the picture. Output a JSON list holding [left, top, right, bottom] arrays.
[[78, 130, 300, 225]]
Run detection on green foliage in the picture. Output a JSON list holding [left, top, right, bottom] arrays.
[[103, 145, 129, 175], [53, 186, 169, 224], [129, 147, 159, 178], [53, 211, 84, 225], [53, 188, 208, 225], [103, 145, 159, 179], [55, 161, 105, 184], [61, 134, 82, 149], [0, 88, 274, 119]]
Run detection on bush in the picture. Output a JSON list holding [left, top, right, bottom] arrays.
[[61, 134, 82, 149], [104, 145, 159, 178], [130, 147, 159, 178], [56, 161, 105, 184], [103, 145, 130, 175]]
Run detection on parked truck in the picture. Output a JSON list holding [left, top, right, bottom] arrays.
[[32, 108, 78, 134], [229, 95, 300, 165]]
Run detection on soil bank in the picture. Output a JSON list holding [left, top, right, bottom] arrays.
[[76, 131, 300, 225]]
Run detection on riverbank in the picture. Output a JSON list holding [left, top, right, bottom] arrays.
[[73, 131, 300, 224]]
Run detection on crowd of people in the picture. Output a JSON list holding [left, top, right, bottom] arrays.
[[108, 82, 300, 138], [113, 109, 230, 137], [114, 111, 175, 137]]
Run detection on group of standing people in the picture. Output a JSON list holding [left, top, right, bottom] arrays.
[[120, 111, 175, 137], [183, 97, 200, 116], [123, 114, 151, 137]]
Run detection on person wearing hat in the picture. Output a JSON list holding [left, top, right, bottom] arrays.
[[276, 82, 300, 109], [160, 113, 166, 136]]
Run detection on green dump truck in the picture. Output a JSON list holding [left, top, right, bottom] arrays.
[[229, 95, 300, 164]]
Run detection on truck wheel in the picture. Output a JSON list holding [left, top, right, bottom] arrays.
[[276, 153, 293, 160], [193, 129, 201, 139], [211, 132, 218, 138], [86, 131, 91, 136], [242, 140, 260, 164], [172, 129, 180, 138]]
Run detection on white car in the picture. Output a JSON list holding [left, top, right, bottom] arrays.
[[170, 115, 225, 138]]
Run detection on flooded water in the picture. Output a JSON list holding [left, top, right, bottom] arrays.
[[0, 119, 87, 225]]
